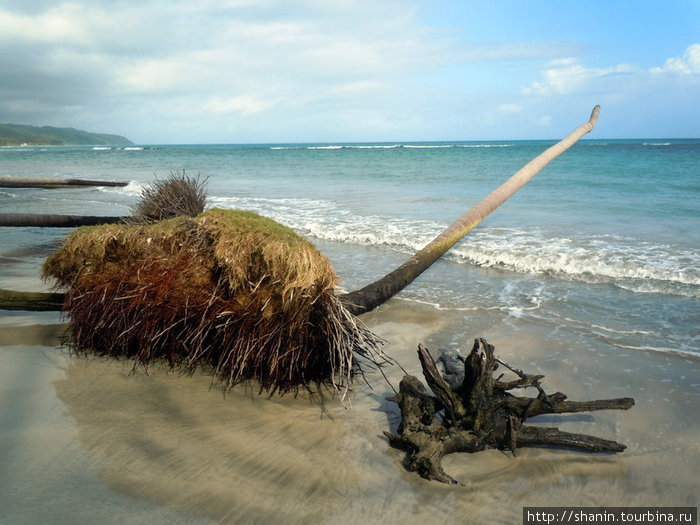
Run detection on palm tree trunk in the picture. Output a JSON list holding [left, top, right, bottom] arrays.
[[0, 289, 65, 311], [341, 106, 600, 315], [0, 213, 124, 227], [0, 176, 127, 188]]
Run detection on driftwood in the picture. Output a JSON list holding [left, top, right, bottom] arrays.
[[0, 213, 124, 227], [0, 289, 65, 311], [384, 339, 634, 484], [0, 176, 127, 188]]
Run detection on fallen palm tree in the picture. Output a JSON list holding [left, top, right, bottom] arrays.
[[0, 213, 125, 228], [6, 107, 635, 481], [1, 107, 601, 315], [6, 108, 602, 397], [0, 176, 127, 188]]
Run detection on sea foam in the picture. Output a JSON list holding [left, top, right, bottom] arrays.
[[210, 195, 699, 298]]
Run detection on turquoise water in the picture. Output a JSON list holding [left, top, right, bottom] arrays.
[[1, 139, 698, 357]]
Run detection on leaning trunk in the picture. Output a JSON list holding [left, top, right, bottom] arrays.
[[341, 105, 600, 315]]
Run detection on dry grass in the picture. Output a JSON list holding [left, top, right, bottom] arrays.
[[128, 170, 208, 224], [43, 208, 386, 395]]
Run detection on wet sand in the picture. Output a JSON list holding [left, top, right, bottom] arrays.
[[0, 300, 698, 524]]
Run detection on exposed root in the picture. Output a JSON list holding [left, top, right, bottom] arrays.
[[386, 338, 634, 484], [43, 208, 389, 396]]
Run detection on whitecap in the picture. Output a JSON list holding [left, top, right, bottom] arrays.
[[208, 195, 699, 298], [97, 180, 142, 197], [347, 144, 400, 149]]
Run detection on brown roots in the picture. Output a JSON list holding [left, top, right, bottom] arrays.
[[43, 208, 387, 395], [385, 339, 635, 484]]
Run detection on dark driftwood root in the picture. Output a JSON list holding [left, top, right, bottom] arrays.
[[385, 338, 634, 484]]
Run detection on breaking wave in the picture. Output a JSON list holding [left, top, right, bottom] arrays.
[[209, 195, 699, 298]]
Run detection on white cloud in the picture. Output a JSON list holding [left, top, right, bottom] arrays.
[[525, 44, 700, 98], [0, 3, 90, 45], [524, 58, 637, 96], [116, 59, 190, 93], [650, 44, 700, 75]]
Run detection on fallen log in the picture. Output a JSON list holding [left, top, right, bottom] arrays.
[[0, 172, 209, 310], [0, 213, 124, 227], [0, 289, 65, 311], [384, 339, 634, 484], [0, 176, 127, 188]]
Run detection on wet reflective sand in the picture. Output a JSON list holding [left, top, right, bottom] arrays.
[[1, 301, 698, 524]]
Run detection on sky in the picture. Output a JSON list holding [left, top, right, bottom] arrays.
[[0, 0, 698, 144]]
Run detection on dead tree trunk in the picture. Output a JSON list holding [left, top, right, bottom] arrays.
[[0, 176, 127, 188], [341, 106, 600, 315], [0, 213, 124, 227], [0, 289, 65, 311], [385, 339, 634, 484]]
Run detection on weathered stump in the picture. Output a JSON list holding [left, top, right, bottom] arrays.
[[384, 338, 634, 484]]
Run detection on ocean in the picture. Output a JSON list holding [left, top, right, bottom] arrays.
[[0, 139, 698, 523], [2, 139, 698, 356]]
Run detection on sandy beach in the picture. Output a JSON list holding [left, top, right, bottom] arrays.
[[1, 299, 697, 524]]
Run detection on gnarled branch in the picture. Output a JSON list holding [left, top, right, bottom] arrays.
[[386, 337, 634, 484]]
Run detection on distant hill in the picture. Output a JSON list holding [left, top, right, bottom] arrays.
[[0, 123, 133, 146]]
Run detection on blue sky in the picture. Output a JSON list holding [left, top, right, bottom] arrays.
[[0, 0, 698, 143]]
